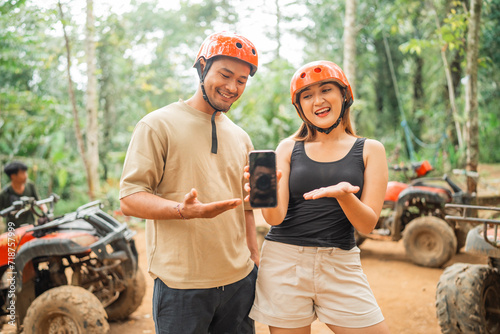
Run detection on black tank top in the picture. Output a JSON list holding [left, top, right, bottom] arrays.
[[265, 138, 366, 249]]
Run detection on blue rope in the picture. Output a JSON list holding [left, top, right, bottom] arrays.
[[401, 120, 447, 165], [401, 120, 446, 149]]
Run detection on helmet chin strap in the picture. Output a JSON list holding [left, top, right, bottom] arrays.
[[196, 59, 226, 154]]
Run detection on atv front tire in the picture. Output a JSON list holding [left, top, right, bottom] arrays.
[[436, 263, 500, 334], [105, 269, 146, 321], [23, 285, 109, 334], [403, 216, 457, 268]]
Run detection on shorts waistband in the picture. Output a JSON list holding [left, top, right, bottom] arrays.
[[297, 246, 340, 254], [265, 240, 356, 254]]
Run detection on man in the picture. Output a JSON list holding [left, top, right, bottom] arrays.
[[0, 161, 41, 228], [119, 32, 260, 333]]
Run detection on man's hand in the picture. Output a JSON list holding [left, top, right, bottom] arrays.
[[250, 251, 260, 267], [180, 188, 242, 219], [303, 182, 359, 200]]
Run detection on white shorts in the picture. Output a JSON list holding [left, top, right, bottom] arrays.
[[249, 240, 384, 329]]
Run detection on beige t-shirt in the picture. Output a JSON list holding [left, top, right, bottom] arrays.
[[120, 100, 254, 289]]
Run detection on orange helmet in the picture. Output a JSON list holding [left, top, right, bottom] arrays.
[[193, 31, 258, 76], [290, 60, 353, 108]]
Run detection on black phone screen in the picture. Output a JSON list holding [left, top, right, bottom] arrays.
[[249, 150, 277, 208]]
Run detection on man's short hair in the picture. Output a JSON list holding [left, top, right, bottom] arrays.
[[4, 161, 28, 178]]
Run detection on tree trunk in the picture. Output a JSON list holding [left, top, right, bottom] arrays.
[[413, 55, 425, 138], [343, 0, 357, 96], [57, 1, 93, 199], [100, 57, 114, 182], [451, 50, 463, 96], [433, 10, 464, 150], [274, 0, 281, 60], [85, 0, 99, 199], [465, 0, 482, 194]]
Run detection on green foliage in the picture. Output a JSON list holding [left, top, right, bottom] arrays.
[[399, 39, 436, 55], [232, 58, 300, 150], [477, 0, 500, 162]]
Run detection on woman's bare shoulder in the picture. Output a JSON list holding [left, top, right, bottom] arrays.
[[277, 138, 296, 152], [276, 138, 296, 161], [364, 138, 386, 154], [363, 138, 387, 168]]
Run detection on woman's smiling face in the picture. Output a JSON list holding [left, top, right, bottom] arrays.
[[298, 81, 344, 128]]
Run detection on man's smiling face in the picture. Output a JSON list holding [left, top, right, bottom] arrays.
[[202, 56, 251, 112]]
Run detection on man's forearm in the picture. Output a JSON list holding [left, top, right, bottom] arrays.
[[120, 191, 180, 220], [244, 210, 260, 266]]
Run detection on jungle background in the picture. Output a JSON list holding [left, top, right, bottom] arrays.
[[0, 0, 498, 213]]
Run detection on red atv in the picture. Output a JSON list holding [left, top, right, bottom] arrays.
[[0, 194, 145, 333], [356, 161, 473, 268]]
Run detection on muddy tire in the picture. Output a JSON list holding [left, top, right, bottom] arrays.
[[403, 216, 457, 268], [23, 285, 109, 334], [105, 270, 146, 321], [436, 263, 500, 334]]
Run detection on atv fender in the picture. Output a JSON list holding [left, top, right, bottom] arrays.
[[14, 224, 138, 293], [391, 187, 446, 241], [14, 238, 90, 289], [464, 225, 500, 258]]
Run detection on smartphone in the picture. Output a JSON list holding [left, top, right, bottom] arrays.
[[249, 150, 277, 208]]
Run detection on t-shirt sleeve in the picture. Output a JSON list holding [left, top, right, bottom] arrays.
[[119, 121, 167, 200]]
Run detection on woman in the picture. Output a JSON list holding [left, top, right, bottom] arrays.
[[246, 61, 391, 333]]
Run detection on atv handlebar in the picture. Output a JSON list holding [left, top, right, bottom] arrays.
[[0, 202, 20, 217], [76, 200, 103, 216], [442, 174, 463, 194], [390, 160, 433, 178], [452, 169, 479, 179], [391, 162, 420, 172], [0, 194, 59, 219]]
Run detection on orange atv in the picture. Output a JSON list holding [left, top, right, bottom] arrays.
[[356, 161, 473, 268], [0, 194, 145, 333]]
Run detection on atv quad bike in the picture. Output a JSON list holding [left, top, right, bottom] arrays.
[[436, 204, 500, 334], [356, 161, 473, 268], [0, 194, 145, 333]]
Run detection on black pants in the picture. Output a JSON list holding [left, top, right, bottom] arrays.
[[153, 266, 257, 334]]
